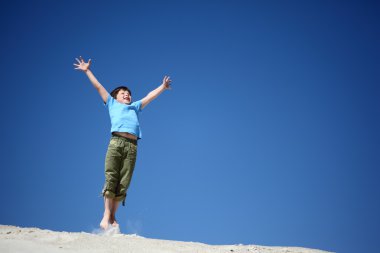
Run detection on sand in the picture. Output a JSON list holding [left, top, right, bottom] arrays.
[[0, 225, 333, 253]]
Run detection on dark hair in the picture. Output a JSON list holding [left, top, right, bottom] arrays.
[[110, 86, 132, 99]]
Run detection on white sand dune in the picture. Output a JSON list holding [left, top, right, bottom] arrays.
[[0, 225, 333, 253]]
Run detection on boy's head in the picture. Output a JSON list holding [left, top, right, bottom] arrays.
[[111, 86, 132, 104]]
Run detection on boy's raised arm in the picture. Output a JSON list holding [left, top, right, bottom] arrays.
[[74, 56, 109, 103], [141, 76, 172, 109]]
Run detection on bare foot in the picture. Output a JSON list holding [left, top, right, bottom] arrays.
[[100, 212, 110, 230], [111, 220, 119, 227], [110, 215, 119, 227]]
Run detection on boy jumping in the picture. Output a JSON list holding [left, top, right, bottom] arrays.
[[74, 56, 172, 229]]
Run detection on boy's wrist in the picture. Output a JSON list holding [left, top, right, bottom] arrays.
[[163, 83, 171, 90]]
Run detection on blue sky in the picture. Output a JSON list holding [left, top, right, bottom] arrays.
[[0, 1, 379, 253]]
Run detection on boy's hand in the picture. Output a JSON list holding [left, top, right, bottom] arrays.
[[162, 76, 172, 90], [74, 56, 91, 72]]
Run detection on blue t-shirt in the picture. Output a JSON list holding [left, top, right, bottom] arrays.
[[104, 94, 143, 139]]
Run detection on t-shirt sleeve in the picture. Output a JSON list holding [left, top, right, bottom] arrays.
[[133, 100, 143, 112], [104, 93, 112, 108]]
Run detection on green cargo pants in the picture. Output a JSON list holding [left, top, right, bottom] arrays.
[[102, 135, 138, 205]]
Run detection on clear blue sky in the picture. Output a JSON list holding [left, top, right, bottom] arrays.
[[0, 1, 379, 253]]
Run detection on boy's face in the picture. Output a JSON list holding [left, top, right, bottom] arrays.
[[116, 89, 132, 104]]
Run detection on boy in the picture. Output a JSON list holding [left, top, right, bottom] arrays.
[[74, 56, 171, 229]]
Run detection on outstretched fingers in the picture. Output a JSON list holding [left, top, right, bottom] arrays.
[[73, 56, 91, 71], [162, 75, 172, 89], [163, 76, 171, 82]]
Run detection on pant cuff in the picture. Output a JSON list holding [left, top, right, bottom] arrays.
[[103, 190, 115, 199]]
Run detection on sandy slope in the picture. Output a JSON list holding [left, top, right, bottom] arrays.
[[0, 225, 333, 253]]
